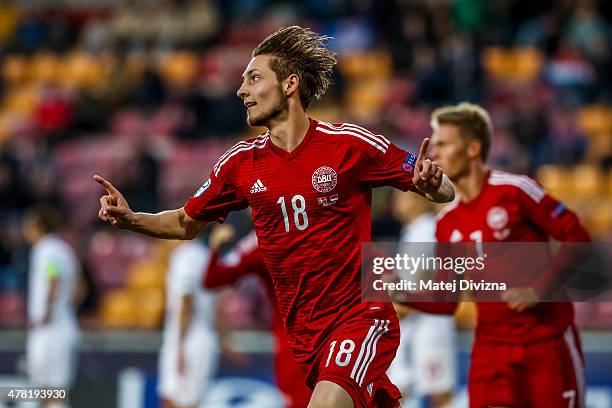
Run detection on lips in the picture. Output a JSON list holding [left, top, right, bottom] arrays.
[[245, 102, 256, 109]]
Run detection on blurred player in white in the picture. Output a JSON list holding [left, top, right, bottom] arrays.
[[24, 206, 80, 408], [388, 192, 456, 408], [158, 236, 219, 408]]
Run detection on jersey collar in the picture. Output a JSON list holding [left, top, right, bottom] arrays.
[[266, 118, 318, 161]]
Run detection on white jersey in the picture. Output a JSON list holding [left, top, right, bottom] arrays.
[[388, 213, 457, 398], [27, 234, 79, 328], [162, 240, 216, 339], [159, 240, 218, 406]]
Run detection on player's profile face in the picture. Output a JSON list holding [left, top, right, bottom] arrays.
[[237, 55, 288, 127], [430, 124, 470, 181]]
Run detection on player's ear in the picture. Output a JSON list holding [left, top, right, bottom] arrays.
[[284, 74, 299, 97], [467, 139, 482, 160]]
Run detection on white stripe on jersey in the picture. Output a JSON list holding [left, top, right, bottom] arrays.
[[213, 133, 269, 175], [214, 135, 269, 176], [316, 125, 387, 153], [356, 320, 389, 386], [564, 327, 585, 408], [489, 171, 545, 203], [350, 320, 381, 381], [319, 121, 391, 148]]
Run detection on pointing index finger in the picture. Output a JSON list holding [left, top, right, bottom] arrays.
[[417, 138, 430, 163], [94, 174, 118, 194]]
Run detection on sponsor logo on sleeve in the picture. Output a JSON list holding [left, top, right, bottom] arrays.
[[401, 153, 417, 173], [194, 178, 211, 197]]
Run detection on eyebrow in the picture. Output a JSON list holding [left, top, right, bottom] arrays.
[[242, 69, 260, 80]]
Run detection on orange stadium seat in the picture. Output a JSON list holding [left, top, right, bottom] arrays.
[[537, 165, 573, 201], [586, 201, 612, 238], [1, 86, 38, 115], [2, 55, 28, 85], [572, 164, 604, 197], [126, 261, 166, 290], [60, 52, 106, 89], [131, 288, 165, 329], [577, 105, 612, 137], [29, 53, 61, 85], [159, 51, 199, 87], [99, 289, 137, 328]]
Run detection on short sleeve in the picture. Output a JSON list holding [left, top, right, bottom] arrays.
[[359, 142, 418, 192], [183, 165, 249, 223]]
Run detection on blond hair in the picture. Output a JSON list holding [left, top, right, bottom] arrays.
[[431, 102, 493, 161]]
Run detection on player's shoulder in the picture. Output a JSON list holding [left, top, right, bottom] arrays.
[[212, 131, 270, 177], [435, 196, 461, 225], [315, 120, 390, 155], [487, 170, 546, 203]]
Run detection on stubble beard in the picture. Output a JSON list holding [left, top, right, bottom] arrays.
[[247, 85, 289, 127]]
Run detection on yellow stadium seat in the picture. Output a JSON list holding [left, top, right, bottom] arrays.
[[159, 51, 199, 87], [537, 165, 572, 201], [512, 47, 543, 82], [2, 55, 28, 85], [99, 289, 137, 328], [572, 164, 604, 197], [2, 86, 38, 115], [60, 52, 105, 89], [126, 261, 166, 289], [577, 105, 612, 137], [586, 201, 612, 238], [132, 288, 165, 329], [29, 53, 61, 84], [482, 47, 512, 80]]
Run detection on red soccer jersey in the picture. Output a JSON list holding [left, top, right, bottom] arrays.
[[185, 118, 418, 363], [435, 169, 590, 344]]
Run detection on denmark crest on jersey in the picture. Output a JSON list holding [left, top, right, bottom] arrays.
[[312, 166, 337, 193], [487, 206, 509, 230]]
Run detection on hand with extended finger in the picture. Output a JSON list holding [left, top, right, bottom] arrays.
[[412, 138, 444, 196], [94, 175, 134, 228]]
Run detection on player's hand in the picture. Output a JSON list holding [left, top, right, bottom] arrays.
[[501, 287, 540, 312], [94, 175, 134, 228], [412, 138, 443, 195], [210, 225, 236, 251]]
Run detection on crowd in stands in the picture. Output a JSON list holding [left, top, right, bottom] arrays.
[[0, 0, 610, 329]]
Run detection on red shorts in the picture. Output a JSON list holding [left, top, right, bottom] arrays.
[[469, 325, 585, 408], [304, 307, 402, 408]]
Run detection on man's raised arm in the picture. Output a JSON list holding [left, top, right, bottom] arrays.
[[94, 175, 206, 240]]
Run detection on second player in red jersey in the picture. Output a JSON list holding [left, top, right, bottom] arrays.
[[413, 103, 590, 408], [203, 225, 312, 408], [95, 26, 455, 408]]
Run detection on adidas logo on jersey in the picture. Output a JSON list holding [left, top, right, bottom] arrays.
[[250, 179, 267, 194]]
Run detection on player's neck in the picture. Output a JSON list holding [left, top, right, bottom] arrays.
[[267, 111, 311, 153], [456, 164, 489, 203]]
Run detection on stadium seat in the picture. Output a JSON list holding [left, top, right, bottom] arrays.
[[29, 52, 61, 84], [572, 164, 604, 197], [159, 51, 199, 87], [577, 105, 612, 137], [537, 165, 573, 201], [131, 288, 165, 329], [126, 261, 166, 290], [2, 55, 28, 85], [99, 289, 137, 328]]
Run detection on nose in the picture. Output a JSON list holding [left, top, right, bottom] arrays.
[[237, 82, 247, 99]]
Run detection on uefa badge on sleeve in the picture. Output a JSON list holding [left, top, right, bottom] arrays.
[[194, 178, 211, 197], [401, 153, 417, 173]]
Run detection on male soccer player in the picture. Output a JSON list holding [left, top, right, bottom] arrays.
[[204, 224, 312, 408], [158, 236, 218, 408], [388, 191, 456, 408], [412, 102, 590, 408], [95, 26, 454, 408], [23, 206, 80, 408]]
